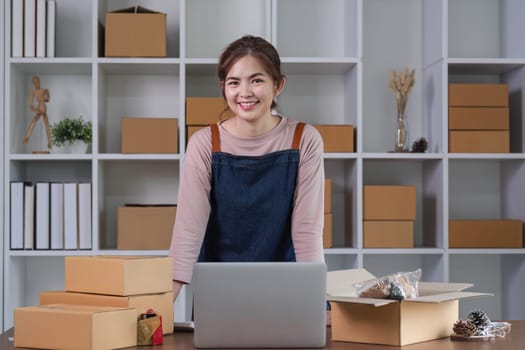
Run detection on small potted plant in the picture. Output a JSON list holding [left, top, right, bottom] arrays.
[[50, 116, 92, 153]]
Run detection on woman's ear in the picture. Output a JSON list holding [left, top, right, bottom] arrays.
[[274, 76, 286, 97]]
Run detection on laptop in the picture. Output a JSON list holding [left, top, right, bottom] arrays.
[[193, 262, 327, 348]]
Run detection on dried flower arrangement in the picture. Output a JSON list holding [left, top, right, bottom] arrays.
[[389, 67, 416, 118]]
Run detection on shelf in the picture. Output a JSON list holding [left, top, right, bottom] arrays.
[[448, 58, 525, 75], [10, 154, 93, 161], [98, 59, 181, 75], [8, 59, 92, 74], [363, 248, 445, 255], [98, 154, 182, 161], [448, 249, 525, 255]]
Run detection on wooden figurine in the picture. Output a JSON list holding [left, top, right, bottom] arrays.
[[23, 76, 52, 150]]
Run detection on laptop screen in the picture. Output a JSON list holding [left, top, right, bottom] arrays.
[[193, 262, 327, 348]]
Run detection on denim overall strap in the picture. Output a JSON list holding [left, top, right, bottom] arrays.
[[198, 122, 305, 262]]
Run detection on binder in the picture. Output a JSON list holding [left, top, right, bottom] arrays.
[[46, 0, 56, 57], [36, 0, 47, 57], [12, 0, 24, 57], [64, 183, 78, 249], [50, 182, 64, 249], [78, 183, 92, 249], [35, 182, 50, 249], [24, 0, 36, 57], [23, 183, 35, 249], [10, 182, 25, 249]]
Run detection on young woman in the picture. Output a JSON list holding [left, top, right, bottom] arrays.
[[169, 35, 325, 301]]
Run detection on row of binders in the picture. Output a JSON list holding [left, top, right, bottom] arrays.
[[10, 182, 92, 250], [12, 0, 56, 57]]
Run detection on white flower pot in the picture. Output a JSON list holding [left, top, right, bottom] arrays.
[[67, 141, 88, 154]]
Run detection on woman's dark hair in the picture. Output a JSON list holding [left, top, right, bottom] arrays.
[[218, 35, 285, 109]]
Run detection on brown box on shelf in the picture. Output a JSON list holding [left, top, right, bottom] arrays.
[[448, 107, 509, 130], [448, 83, 508, 107], [40, 290, 173, 335], [327, 269, 490, 346], [448, 130, 509, 153], [65, 256, 172, 296], [105, 6, 166, 57], [186, 97, 233, 125], [313, 125, 355, 153], [325, 179, 332, 213], [117, 205, 176, 250], [363, 221, 414, 248], [323, 213, 333, 249], [449, 219, 523, 248], [121, 117, 178, 154], [363, 185, 416, 221], [14, 304, 137, 350]]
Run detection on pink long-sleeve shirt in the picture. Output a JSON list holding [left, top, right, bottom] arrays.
[[169, 117, 325, 283]]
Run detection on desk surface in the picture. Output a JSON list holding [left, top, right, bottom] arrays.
[[2, 321, 524, 350]]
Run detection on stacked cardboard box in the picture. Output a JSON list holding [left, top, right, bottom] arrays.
[[121, 117, 179, 154], [448, 83, 509, 153], [186, 97, 233, 144], [449, 219, 523, 248], [323, 179, 333, 248], [117, 205, 177, 250], [363, 185, 416, 248], [313, 125, 355, 152], [15, 256, 174, 349]]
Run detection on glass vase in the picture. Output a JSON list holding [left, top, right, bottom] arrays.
[[394, 114, 408, 152]]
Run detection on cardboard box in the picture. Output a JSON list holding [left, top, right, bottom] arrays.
[[363, 221, 414, 248], [121, 117, 178, 154], [324, 179, 332, 213], [40, 290, 174, 334], [323, 213, 333, 249], [313, 125, 355, 153], [187, 125, 206, 143], [327, 269, 489, 346], [448, 83, 508, 107], [448, 107, 509, 130], [449, 130, 509, 153], [118, 205, 176, 250], [449, 220, 523, 248], [186, 97, 233, 125], [65, 256, 172, 296], [363, 185, 416, 221], [105, 6, 166, 57], [14, 304, 137, 350]]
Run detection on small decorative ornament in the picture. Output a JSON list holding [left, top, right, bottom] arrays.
[[451, 309, 511, 342], [410, 137, 428, 153], [23, 76, 52, 153]]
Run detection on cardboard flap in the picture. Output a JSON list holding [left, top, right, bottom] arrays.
[[419, 282, 474, 294], [327, 295, 397, 307], [112, 6, 161, 14], [409, 291, 492, 303], [327, 269, 375, 297]]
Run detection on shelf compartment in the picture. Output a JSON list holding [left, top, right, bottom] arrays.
[[98, 0, 181, 58], [98, 59, 180, 75], [98, 71, 181, 154], [325, 159, 358, 249], [98, 159, 180, 250], [185, 0, 268, 59], [448, 0, 525, 59], [448, 159, 525, 225], [274, 0, 359, 58], [325, 254, 359, 271], [363, 159, 445, 249], [448, 254, 525, 320], [7, 67, 93, 155], [9, 160, 92, 184]]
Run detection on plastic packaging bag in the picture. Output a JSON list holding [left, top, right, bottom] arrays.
[[137, 309, 163, 346], [354, 269, 422, 300]]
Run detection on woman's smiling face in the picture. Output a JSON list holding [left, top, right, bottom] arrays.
[[223, 55, 283, 124]]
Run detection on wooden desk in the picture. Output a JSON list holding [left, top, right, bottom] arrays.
[[2, 321, 524, 350]]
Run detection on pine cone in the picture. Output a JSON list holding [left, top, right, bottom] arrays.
[[410, 137, 428, 153], [453, 320, 478, 336], [467, 309, 491, 331]]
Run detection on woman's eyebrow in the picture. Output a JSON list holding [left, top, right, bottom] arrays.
[[226, 72, 265, 81]]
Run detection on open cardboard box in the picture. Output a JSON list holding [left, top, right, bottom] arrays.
[[327, 269, 491, 346]]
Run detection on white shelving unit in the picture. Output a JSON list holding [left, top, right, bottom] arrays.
[[3, 0, 525, 331], [0, 0, 4, 333]]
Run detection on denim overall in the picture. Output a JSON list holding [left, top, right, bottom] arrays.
[[198, 122, 306, 262]]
